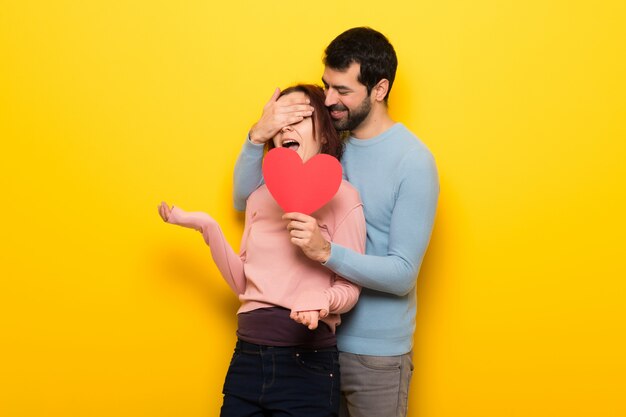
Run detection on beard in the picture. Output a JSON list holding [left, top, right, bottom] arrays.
[[329, 96, 372, 132]]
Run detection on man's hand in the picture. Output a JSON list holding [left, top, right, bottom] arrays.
[[249, 88, 314, 144], [290, 309, 327, 330], [282, 212, 331, 263]]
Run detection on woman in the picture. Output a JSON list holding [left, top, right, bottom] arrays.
[[158, 84, 365, 417]]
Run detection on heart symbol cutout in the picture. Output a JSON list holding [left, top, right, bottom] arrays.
[[262, 147, 343, 215]]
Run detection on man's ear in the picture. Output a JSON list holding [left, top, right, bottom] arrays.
[[373, 79, 390, 102]]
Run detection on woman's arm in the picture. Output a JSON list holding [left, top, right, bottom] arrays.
[[159, 202, 246, 294]]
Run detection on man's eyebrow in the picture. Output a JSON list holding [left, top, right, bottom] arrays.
[[321, 78, 352, 91]]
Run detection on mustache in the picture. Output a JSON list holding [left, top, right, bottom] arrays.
[[328, 104, 348, 112]]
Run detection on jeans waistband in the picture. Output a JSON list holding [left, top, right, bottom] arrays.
[[235, 339, 338, 353]]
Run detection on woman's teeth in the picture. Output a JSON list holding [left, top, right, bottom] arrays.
[[283, 140, 300, 151]]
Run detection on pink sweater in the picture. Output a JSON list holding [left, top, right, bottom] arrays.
[[167, 180, 366, 331]]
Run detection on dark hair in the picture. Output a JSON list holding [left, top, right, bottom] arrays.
[[267, 84, 344, 160], [323, 27, 398, 102]]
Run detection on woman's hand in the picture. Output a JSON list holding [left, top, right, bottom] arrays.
[[290, 309, 327, 330], [158, 201, 172, 222]]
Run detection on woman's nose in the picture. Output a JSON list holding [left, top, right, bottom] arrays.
[[281, 125, 293, 132]]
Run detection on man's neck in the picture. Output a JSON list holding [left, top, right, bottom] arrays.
[[350, 106, 395, 140]]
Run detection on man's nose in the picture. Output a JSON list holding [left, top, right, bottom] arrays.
[[324, 89, 338, 106]]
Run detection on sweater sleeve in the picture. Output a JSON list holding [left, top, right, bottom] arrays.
[[233, 136, 265, 211], [292, 203, 366, 314], [325, 151, 439, 296], [168, 207, 246, 295]]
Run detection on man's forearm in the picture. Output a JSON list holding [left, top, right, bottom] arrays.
[[325, 244, 424, 296], [233, 136, 265, 211]]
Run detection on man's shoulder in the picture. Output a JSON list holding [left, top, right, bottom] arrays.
[[346, 123, 430, 152], [382, 124, 437, 179], [360, 123, 435, 167], [390, 123, 432, 152]]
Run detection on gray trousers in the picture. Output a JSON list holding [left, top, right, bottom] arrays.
[[339, 351, 414, 417]]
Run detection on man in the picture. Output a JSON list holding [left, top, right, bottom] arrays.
[[233, 27, 439, 417]]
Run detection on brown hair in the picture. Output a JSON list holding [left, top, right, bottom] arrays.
[[267, 84, 344, 160]]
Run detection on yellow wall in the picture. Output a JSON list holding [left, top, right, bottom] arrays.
[[2, 1, 625, 416]]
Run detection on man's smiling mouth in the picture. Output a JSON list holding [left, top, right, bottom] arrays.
[[330, 110, 347, 119], [329, 105, 348, 120]]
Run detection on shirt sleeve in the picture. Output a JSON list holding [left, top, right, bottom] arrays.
[[325, 151, 439, 296], [233, 136, 265, 211], [168, 207, 246, 294]]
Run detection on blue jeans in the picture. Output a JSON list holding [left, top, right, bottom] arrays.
[[221, 340, 340, 417]]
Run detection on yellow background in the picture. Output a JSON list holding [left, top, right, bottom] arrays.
[[2, 1, 625, 416]]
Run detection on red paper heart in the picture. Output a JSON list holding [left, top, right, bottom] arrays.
[[262, 148, 343, 215]]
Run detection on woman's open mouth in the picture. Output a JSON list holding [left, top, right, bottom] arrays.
[[282, 139, 300, 151]]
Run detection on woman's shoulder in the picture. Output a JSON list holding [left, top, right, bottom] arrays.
[[336, 180, 361, 204], [247, 184, 270, 203], [320, 180, 362, 218], [244, 184, 278, 216]]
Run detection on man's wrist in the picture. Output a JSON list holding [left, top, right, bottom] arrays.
[[319, 240, 331, 264], [249, 137, 264, 145], [248, 127, 266, 145]]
